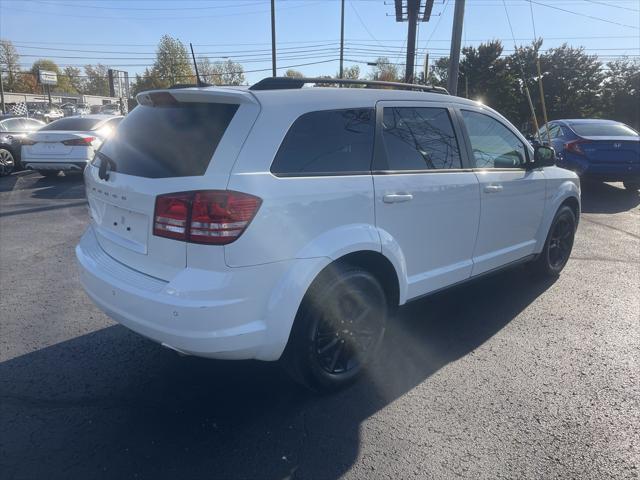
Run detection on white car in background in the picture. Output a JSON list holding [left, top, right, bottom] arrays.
[[76, 78, 580, 392], [21, 114, 122, 176]]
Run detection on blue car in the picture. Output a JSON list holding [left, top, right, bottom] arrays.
[[535, 119, 640, 191]]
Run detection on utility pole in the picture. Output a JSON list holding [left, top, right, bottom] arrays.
[[0, 70, 6, 114], [404, 0, 419, 82], [423, 52, 429, 83], [271, 0, 277, 77], [447, 0, 465, 95], [339, 0, 345, 78]]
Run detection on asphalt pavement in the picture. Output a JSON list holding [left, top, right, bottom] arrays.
[[1, 171, 638, 480]]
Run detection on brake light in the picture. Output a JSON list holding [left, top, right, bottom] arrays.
[[153, 190, 261, 245], [62, 136, 96, 146], [22, 138, 37, 145], [564, 139, 590, 156]]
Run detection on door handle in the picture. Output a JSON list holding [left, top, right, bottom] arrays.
[[383, 193, 413, 203], [484, 184, 503, 193]]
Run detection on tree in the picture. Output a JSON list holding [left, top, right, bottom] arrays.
[[132, 35, 194, 93], [198, 58, 244, 85], [153, 35, 194, 86], [84, 64, 110, 96], [0, 40, 21, 92], [30, 59, 76, 94], [63, 66, 85, 94], [368, 57, 399, 82], [601, 58, 640, 130], [284, 69, 304, 78]]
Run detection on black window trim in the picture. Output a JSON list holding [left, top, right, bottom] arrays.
[[372, 101, 473, 174], [456, 107, 532, 171], [270, 107, 376, 178]]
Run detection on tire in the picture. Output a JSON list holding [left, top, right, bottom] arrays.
[[281, 264, 388, 393], [0, 148, 15, 176], [531, 205, 577, 277], [623, 181, 640, 192], [38, 170, 59, 178]]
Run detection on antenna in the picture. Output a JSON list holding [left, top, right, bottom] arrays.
[[190, 42, 205, 87]]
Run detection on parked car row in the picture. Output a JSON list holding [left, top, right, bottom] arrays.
[[0, 114, 122, 176]]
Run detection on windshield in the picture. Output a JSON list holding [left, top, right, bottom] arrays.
[[40, 117, 103, 131], [570, 122, 638, 137]]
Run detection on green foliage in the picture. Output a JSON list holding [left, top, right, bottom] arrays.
[[285, 69, 304, 78], [63, 67, 84, 94], [198, 58, 245, 85], [132, 35, 194, 94], [0, 39, 22, 92], [368, 57, 400, 82], [601, 58, 640, 130], [83, 64, 110, 96], [424, 40, 637, 132]]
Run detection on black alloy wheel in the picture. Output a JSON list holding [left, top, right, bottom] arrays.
[[283, 264, 388, 392]]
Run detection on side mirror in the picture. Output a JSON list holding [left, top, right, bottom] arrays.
[[531, 145, 556, 169]]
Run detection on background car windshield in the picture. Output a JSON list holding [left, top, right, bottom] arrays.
[[569, 122, 638, 137], [40, 118, 103, 131]]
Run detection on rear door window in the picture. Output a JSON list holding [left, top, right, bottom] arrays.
[[97, 102, 239, 178], [569, 122, 638, 137], [271, 108, 375, 176], [379, 107, 462, 171]]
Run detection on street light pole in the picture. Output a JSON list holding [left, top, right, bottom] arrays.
[[447, 0, 465, 95], [271, 0, 277, 77]]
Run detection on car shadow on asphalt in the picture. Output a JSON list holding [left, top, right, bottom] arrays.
[[0, 266, 556, 480], [580, 181, 640, 214]]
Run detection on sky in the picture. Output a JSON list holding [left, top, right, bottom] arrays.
[[0, 0, 639, 85]]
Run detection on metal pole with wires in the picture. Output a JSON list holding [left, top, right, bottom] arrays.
[[339, 0, 345, 78], [271, 0, 277, 77], [447, 0, 465, 95], [0, 69, 6, 114]]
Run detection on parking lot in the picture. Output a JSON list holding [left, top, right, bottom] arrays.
[[0, 170, 638, 479]]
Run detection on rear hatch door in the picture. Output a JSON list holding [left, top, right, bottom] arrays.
[[86, 88, 259, 280]]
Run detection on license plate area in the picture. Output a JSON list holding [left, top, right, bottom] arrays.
[[89, 196, 149, 254]]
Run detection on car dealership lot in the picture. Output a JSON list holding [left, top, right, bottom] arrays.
[[1, 171, 638, 480]]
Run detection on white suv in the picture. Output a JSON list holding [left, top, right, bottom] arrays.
[[76, 78, 580, 391]]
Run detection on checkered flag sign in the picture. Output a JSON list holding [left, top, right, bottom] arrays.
[[10, 102, 28, 116]]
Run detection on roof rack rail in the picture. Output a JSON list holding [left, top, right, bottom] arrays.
[[249, 76, 449, 94]]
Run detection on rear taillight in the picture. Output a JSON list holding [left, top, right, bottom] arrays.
[[22, 138, 37, 145], [564, 139, 590, 156], [62, 136, 96, 146], [153, 190, 261, 245]]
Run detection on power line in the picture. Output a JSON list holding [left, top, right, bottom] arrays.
[[526, 0, 640, 30]]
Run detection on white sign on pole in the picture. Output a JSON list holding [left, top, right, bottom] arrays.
[[38, 70, 58, 86]]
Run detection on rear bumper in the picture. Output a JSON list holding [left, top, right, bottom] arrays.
[[559, 157, 640, 181], [23, 158, 88, 171], [76, 227, 308, 360]]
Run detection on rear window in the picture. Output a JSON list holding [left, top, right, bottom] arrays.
[[569, 122, 638, 137], [40, 117, 102, 131], [271, 108, 375, 176], [97, 102, 238, 178]]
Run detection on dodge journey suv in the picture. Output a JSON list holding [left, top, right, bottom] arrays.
[[76, 77, 580, 391]]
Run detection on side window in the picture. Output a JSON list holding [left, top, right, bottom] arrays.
[[271, 108, 374, 175], [380, 107, 462, 171], [0, 121, 7, 132], [461, 110, 527, 169], [548, 124, 561, 139], [23, 119, 43, 131]]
